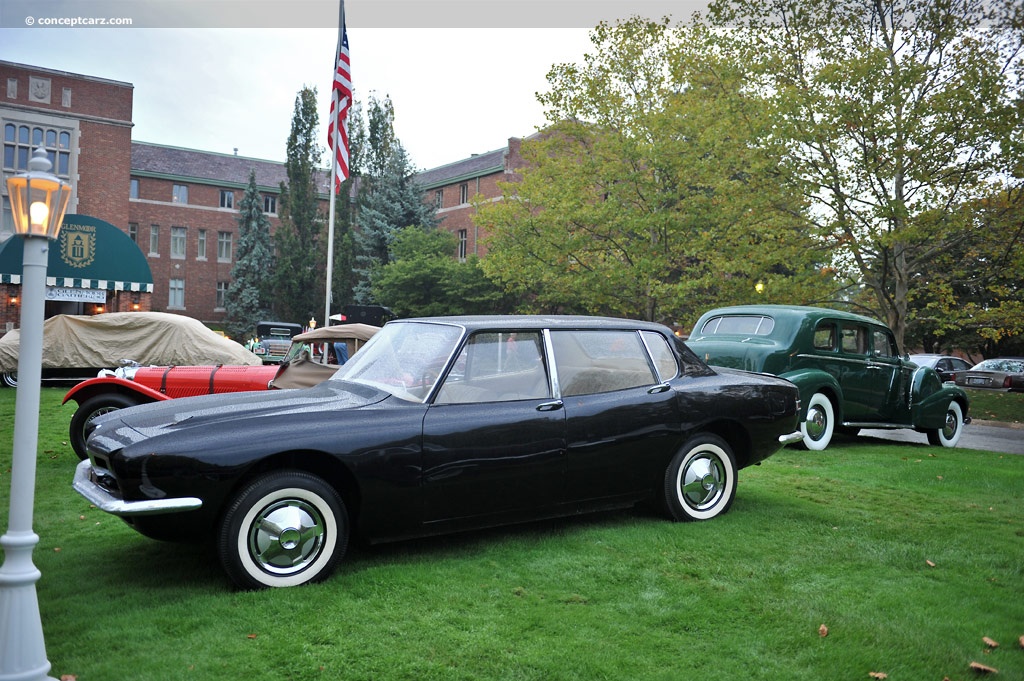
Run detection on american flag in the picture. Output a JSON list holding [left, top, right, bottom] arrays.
[[328, 4, 351, 192]]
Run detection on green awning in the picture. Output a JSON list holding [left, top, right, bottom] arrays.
[[0, 214, 153, 292]]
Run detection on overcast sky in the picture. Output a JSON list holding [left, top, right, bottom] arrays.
[[0, 1, 708, 171]]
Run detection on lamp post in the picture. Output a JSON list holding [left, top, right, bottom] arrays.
[[0, 148, 71, 681]]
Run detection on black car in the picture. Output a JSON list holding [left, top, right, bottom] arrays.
[[909, 354, 973, 383], [74, 316, 802, 589]]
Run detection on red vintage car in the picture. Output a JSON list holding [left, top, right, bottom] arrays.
[[64, 323, 379, 459]]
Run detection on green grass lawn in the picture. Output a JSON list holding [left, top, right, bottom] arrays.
[[964, 388, 1024, 425], [2, 388, 1022, 680]]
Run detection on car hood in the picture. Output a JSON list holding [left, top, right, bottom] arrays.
[[89, 381, 390, 450]]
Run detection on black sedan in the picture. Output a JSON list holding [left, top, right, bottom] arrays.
[[75, 316, 802, 589], [909, 354, 973, 384]]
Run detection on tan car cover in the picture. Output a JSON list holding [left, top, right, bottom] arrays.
[[0, 311, 262, 370]]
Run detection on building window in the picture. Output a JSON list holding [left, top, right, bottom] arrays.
[[263, 194, 277, 214], [129, 178, 139, 199], [216, 281, 228, 310], [459, 183, 468, 204], [149, 225, 159, 256], [197, 229, 207, 259], [3, 122, 72, 177], [168, 278, 185, 308], [127, 222, 138, 243], [458, 229, 468, 261], [170, 226, 186, 259], [434, 189, 443, 209], [172, 184, 188, 204], [220, 189, 234, 209], [217, 231, 232, 262], [1, 196, 12, 243]]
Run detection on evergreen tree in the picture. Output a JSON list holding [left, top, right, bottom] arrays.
[[351, 96, 438, 304], [224, 169, 274, 340], [271, 86, 325, 325]]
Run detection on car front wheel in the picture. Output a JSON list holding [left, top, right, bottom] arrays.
[[927, 401, 964, 448], [800, 392, 835, 451], [218, 471, 348, 589], [69, 393, 140, 460], [662, 434, 737, 521], [1, 371, 16, 388]]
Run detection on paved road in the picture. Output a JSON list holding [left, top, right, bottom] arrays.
[[859, 421, 1024, 455]]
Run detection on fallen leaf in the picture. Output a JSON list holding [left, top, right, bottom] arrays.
[[247, 634, 258, 640], [869, 672, 887, 679], [926, 559, 936, 567], [60, 675, 77, 681], [983, 636, 999, 648], [1019, 634, 1024, 649], [53, 547, 61, 553], [969, 661, 998, 673], [819, 624, 828, 637]]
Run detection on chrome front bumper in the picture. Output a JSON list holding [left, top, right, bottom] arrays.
[[74, 459, 203, 516]]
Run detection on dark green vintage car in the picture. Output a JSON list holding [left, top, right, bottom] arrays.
[[688, 305, 970, 450]]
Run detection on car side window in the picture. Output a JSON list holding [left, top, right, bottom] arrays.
[[641, 331, 678, 381], [552, 330, 658, 397], [871, 330, 896, 358], [840, 326, 867, 355], [813, 323, 837, 351], [434, 331, 549, 404]]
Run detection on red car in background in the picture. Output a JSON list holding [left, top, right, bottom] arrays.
[[64, 323, 379, 459]]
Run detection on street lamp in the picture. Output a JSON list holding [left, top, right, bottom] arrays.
[[0, 148, 71, 681]]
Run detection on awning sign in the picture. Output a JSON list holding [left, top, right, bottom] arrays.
[[46, 287, 106, 303]]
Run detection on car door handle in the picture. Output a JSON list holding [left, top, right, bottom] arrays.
[[648, 383, 671, 394], [537, 400, 563, 412]]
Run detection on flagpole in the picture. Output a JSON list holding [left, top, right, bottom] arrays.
[[325, 121, 338, 328], [324, 0, 345, 327]]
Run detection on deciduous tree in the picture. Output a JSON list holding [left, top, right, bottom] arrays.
[[477, 18, 833, 325], [705, 0, 1024, 347], [372, 228, 512, 317]]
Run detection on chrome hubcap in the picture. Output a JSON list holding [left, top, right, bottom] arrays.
[[248, 500, 326, 576], [942, 410, 958, 438], [806, 406, 827, 440], [680, 454, 725, 510]]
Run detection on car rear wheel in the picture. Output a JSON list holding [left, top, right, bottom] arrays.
[[662, 434, 737, 521], [218, 471, 348, 589], [69, 393, 140, 460], [927, 401, 964, 448], [800, 392, 835, 451]]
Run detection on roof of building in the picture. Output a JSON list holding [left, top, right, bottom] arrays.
[[415, 147, 507, 189], [131, 142, 330, 194]]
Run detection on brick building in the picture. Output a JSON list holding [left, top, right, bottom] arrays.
[[2, 58, 530, 337], [1, 60, 328, 334], [127, 142, 319, 321], [416, 137, 528, 260]]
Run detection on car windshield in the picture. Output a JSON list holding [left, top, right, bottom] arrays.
[[330, 321, 463, 401]]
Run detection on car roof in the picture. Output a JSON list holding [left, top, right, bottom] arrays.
[[697, 304, 884, 327], [393, 315, 671, 333]]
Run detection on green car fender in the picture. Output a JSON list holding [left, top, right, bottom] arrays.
[[910, 366, 970, 430], [776, 368, 843, 421]]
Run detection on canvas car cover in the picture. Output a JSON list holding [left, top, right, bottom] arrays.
[[0, 311, 262, 370]]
